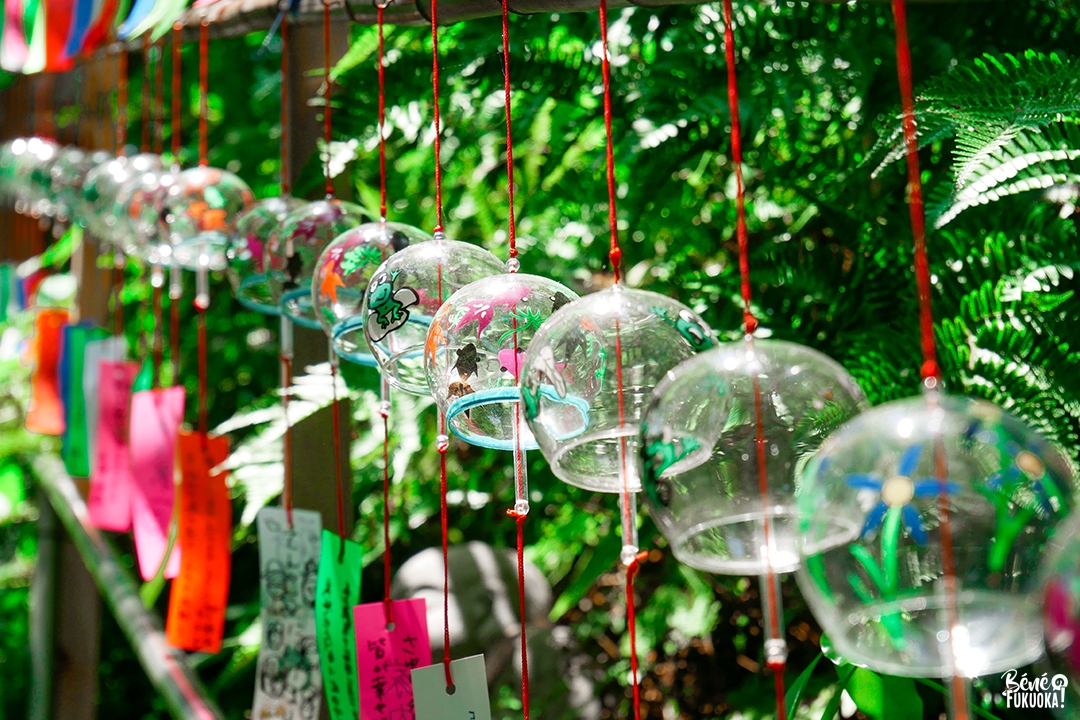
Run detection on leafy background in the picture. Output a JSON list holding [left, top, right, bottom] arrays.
[[1, 0, 1079, 718]]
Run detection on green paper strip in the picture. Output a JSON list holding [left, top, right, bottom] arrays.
[[316, 530, 363, 720], [0, 463, 26, 520], [61, 324, 109, 478], [0, 264, 10, 322]]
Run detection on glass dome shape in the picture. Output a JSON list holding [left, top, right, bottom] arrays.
[[311, 221, 431, 364], [225, 195, 305, 314], [520, 285, 716, 493], [50, 147, 110, 222], [78, 154, 163, 242], [641, 339, 868, 575], [270, 199, 372, 329], [424, 273, 580, 451], [162, 166, 255, 270], [796, 392, 1075, 678], [113, 167, 182, 263], [360, 238, 504, 395]]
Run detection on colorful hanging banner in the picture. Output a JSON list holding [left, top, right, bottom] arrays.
[[315, 531, 363, 720], [43, 0, 75, 71], [87, 359, 139, 531], [21, 0, 45, 75], [82, 335, 127, 471], [412, 654, 492, 720], [116, 0, 155, 38], [78, 0, 118, 55], [60, 324, 109, 478], [354, 598, 432, 720], [165, 431, 232, 653], [252, 506, 324, 720], [1, 0, 28, 72], [26, 307, 68, 436], [61, 0, 94, 61], [129, 386, 184, 580]]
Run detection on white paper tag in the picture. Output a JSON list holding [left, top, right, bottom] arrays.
[[411, 654, 492, 720], [251, 507, 324, 720]]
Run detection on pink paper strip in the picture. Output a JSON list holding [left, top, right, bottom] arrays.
[[354, 598, 432, 720], [129, 386, 185, 580], [87, 360, 139, 532]]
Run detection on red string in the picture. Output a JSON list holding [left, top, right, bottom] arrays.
[[171, 24, 182, 164], [196, 304, 208, 434], [377, 3, 387, 220], [281, 13, 290, 195], [152, 282, 163, 387], [381, 402, 393, 625], [891, 2, 966, 717], [625, 552, 648, 720], [322, 0, 334, 198], [430, 0, 444, 233], [892, 0, 938, 382], [722, 0, 756, 335], [513, 513, 530, 714], [141, 35, 151, 153], [198, 19, 209, 167], [154, 39, 164, 155], [598, 0, 621, 282], [500, 0, 517, 258], [721, 1, 786, 712], [331, 362, 347, 559], [281, 351, 294, 527], [438, 421, 453, 687], [171, 288, 180, 383], [117, 48, 128, 156]]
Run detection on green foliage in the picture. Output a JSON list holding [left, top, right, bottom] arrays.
[[4, 1, 1080, 718]]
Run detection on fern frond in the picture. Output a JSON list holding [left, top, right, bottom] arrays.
[[931, 121, 1080, 226]]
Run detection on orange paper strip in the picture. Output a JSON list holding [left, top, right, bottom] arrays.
[[165, 430, 232, 654], [26, 308, 69, 436]]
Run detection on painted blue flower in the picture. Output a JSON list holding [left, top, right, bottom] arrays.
[[844, 445, 962, 546], [986, 442, 1055, 516]]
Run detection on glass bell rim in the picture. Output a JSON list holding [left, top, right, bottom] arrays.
[[281, 286, 322, 330], [550, 424, 644, 494], [237, 273, 282, 316], [331, 319, 379, 368], [795, 585, 1045, 678]]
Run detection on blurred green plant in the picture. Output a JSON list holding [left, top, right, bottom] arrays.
[[3, 1, 1080, 719]]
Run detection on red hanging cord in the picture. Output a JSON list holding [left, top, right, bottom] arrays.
[[430, 0, 444, 234], [598, 0, 620, 283], [331, 361, 347, 559], [172, 24, 182, 164], [322, 0, 333, 198], [499, 3, 531, 714], [500, 0, 517, 259], [198, 19, 209, 167], [429, 0, 453, 689], [154, 39, 165, 155], [374, 5, 394, 629], [279, 12, 294, 530], [438, 424, 453, 687], [720, 0, 786, 715], [376, 2, 387, 220], [722, 0, 755, 336], [117, 48, 129, 156], [141, 35, 151, 153], [197, 303, 208, 434], [280, 13, 290, 195], [381, 394, 393, 625], [890, 2, 967, 717], [598, 3, 641, 719]]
